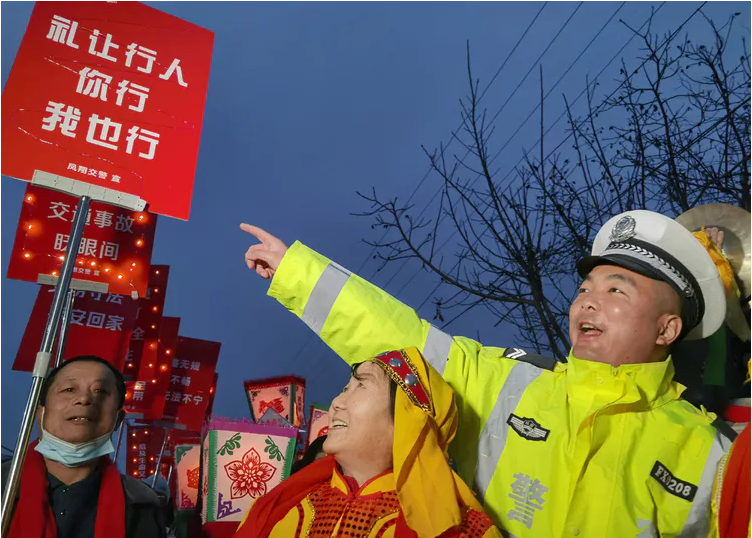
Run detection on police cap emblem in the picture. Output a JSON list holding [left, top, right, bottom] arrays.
[[609, 215, 637, 242]]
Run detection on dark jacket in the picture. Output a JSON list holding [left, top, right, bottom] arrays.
[[2, 459, 166, 538]]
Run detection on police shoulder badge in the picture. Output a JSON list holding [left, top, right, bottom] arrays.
[[609, 215, 637, 242], [507, 414, 550, 441]]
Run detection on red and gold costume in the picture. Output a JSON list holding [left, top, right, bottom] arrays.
[[232, 348, 500, 538]]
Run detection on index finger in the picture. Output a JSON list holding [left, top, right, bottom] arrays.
[[240, 223, 274, 243]]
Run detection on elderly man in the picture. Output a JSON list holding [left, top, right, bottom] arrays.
[[233, 347, 501, 538], [3, 355, 165, 538], [242, 210, 735, 537]]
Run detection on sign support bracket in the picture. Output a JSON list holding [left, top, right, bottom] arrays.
[[152, 429, 169, 488]]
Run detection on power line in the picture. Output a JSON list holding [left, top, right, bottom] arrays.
[[354, 2, 550, 276], [301, 1, 708, 383], [302, 3, 590, 380], [411, 3, 716, 328], [367, 2, 584, 285], [289, 3, 552, 375], [390, 1, 668, 303], [378, 1, 629, 294]]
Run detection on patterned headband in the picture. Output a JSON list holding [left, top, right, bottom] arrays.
[[370, 350, 431, 413]]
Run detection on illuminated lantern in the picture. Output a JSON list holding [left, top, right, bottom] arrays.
[[243, 375, 306, 427], [307, 403, 331, 446], [174, 443, 201, 511], [200, 419, 297, 524]]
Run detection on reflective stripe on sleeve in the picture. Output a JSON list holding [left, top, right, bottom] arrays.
[[301, 262, 351, 335], [678, 432, 733, 537], [475, 361, 544, 504], [423, 325, 453, 375]]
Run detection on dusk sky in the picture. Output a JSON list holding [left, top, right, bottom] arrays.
[[2, 1, 749, 451]]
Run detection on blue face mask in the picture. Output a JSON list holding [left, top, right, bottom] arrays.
[[35, 409, 116, 468]]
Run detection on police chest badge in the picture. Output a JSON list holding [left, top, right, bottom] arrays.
[[609, 215, 637, 242], [507, 414, 550, 441]]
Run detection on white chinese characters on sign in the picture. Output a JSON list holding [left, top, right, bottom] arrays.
[[116, 81, 149, 112], [47, 201, 139, 230], [172, 359, 201, 372], [70, 311, 127, 331], [164, 392, 204, 406], [43, 104, 162, 160], [76, 68, 112, 101], [53, 233, 119, 261], [46, 15, 78, 49], [41, 13, 194, 167], [42, 102, 81, 137], [86, 114, 122, 151], [138, 442, 147, 477], [66, 163, 119, 184], [125, 44, 156, 74]]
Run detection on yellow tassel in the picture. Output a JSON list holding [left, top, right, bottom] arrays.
[[692, 227, 739, 298]]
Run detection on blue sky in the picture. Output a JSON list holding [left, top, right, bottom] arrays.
[[3, 1, 749, 450]]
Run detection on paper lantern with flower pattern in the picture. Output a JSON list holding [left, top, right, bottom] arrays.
[[200, 418, 297, 524], [243, 375, 306, 426]]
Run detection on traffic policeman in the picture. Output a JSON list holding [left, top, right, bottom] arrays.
[[241, 210, 733, 537]]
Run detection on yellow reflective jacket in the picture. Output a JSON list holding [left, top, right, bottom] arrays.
[[268, 242, 733, 538]]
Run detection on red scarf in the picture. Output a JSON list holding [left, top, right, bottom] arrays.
[[8, 441, 126, 538], [719, 425, 750, 538], [232, 455, 418, 538]]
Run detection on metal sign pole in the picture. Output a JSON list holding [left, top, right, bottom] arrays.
[[52, 289, 76, 369], [152, 429, 169, 488], [1, 196, 91, 537], [113, 419, 128, 468], [166, 463, 173, 485]]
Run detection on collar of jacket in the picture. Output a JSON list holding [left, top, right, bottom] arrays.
[[563, 351, 685, 410], [331, 466, 395, 499]]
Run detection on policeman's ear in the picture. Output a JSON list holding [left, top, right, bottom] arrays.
[[656, 313, 682, 347]]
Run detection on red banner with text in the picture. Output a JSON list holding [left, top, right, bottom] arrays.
[[7, 184, 157, 297], [13, 285, 138, 372], [123, 265, 169, 379], [1, 1, 215, 220], [126, 424, 166, 479], [161, 336, 220, 431], [123, 316, 180, 420]]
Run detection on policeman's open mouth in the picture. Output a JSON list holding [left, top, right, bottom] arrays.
[[68, 416, 94, 422], [578, 322, 603, 337]]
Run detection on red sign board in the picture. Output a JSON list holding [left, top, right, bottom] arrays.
[[161, 336, 220, 431], [138, 315, 180, 382], [124, 316, 180, 420], [126, 424, 167, 479], [206, 373, 219, 418], [13, 285, 139, 372], [124, 265, 169, 379], [1, 2, 214, 220], [7, 184, 157, 297]]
